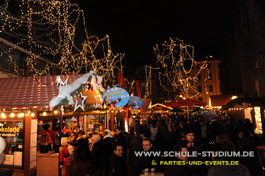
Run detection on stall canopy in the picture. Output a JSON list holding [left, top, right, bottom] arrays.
[[145, 103, 173, 114], [166, 98, 206, 107], [222, 97, 265, 110], [0, 74, 82, 108], [209, 94, 244, 108]]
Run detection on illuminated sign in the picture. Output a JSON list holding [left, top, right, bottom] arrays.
[[128, 96, 143, 109], [102, 87, 129, 108], [0, 127, 20, 133]]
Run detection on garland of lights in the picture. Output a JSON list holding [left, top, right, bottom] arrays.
[[0, 0, 123, 87], [154, 38, 208, 100], [144, 65, 159, 98]]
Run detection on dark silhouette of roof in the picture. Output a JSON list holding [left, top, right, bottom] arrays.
[[222, 97, 265, 110]]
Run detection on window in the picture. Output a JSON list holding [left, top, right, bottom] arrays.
[[199, 98, 203, 101], [0, 120, 24, 168], [209, 85, 213, 92], [198, 86, 202, 92], [208, 74, 212, 80]]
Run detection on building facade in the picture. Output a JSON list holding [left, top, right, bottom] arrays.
[[194, 60, 221, 102], [220, 0, 265, 97]]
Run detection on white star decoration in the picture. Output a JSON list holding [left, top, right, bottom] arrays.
[[74, 93, 87, 111], [94, 95, 103, 109]]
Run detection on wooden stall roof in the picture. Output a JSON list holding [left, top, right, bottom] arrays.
[[149, 103, 173, 110], [209, 94, 244, 107], [222, 97, 265, 110], [0, 74, 83, 108]]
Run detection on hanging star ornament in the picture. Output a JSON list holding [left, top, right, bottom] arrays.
[[94, 95, 103, 109], [74, 93, 87, 111]]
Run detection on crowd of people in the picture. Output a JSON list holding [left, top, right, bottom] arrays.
[[70, 113, 264, 176]]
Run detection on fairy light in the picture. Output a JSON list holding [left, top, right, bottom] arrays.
[[18, 113, 24, 118], [1, 113, 6, 119], [0, 0, 124, 80], [154, 37, 208, 100]]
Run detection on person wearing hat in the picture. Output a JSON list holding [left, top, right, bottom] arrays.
[[181, 130, 206, 175], [180, 130, 201, 151]]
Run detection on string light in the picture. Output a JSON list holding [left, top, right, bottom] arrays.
[[10, 113, 15, 118], [154, 37, 208, 100], [1, 113, 6, 119], [0, 0, 124, 84]]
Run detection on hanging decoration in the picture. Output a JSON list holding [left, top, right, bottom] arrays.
[[49, 70, 104, 109], [154, 37, 208, 100], [74, 93, 87, 112], [144, 65, 159, 98], [94, 95, 103, 109], [102, 87, 130, 108], [128, 96, 143, 109], [56, 76, 70, 96]]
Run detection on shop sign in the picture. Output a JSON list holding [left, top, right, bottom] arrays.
[[102, 87, 130, 108], [128, 96, 143, 109], [0, 122, 22, 137]]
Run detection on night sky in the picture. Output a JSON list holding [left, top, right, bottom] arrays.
[[80, 0, 235, 69]]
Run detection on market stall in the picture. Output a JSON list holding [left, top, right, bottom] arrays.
[[0, 71, 108, 176], [222, 97, 265, 137]]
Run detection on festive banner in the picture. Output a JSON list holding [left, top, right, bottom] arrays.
[[128, 96, 143, 109], [102, 87, 130, 108]]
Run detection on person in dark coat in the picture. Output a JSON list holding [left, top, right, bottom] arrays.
[[141, 121, 151, 138], [180, 130, 206, 176], [99, 129, 115, 176], [165, 144, 192, 176], [180, 131, 201, 152], [243, 119, 254, 136], [129, 128, 144, 170], [109, 144, 127, 176], [69, 130, 90, 176], [137, 139, 160, 175], [208, 143, 250, 176], [236, 131, 263, 176], [88, 135, 101, 175], [115, 127, 128, 157]]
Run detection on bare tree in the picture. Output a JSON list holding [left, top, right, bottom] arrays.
[[0, 0, 123, 85], [154, 37, 208, 100]]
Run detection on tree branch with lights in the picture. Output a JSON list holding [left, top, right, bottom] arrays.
[[154, 37, 208, 101], [0, 0, 124, 85]]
